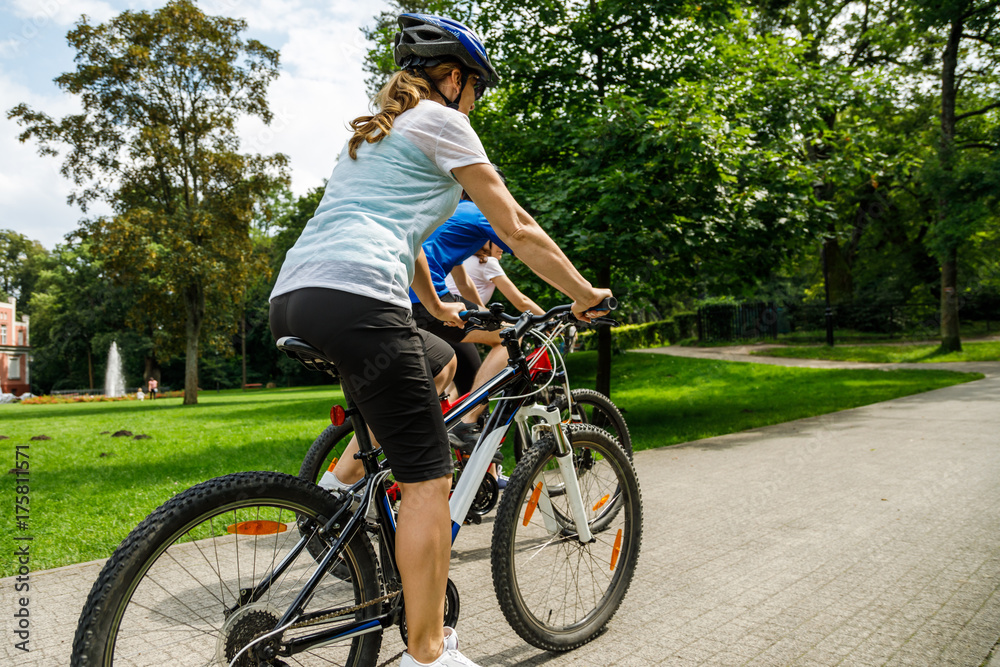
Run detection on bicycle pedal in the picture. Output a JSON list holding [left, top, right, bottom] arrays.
[[463, 513, 482, 525]]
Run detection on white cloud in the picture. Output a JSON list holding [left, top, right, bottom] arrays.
[[0, 72, 110, 248]]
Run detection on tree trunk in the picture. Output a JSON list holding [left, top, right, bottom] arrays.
[[182, 282, 205, 405], [937, 17, 963, 353], [241, 308, 247, 391], [822, 234, 853, 304], [595, 261, 612, 398], [940, 247, 961, 352], [87, 348, 94, 391]]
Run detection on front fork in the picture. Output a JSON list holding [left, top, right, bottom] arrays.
[[514, 405, 594, 543]]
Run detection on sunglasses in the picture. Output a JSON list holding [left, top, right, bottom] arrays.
[[473, 76, 487, 101]]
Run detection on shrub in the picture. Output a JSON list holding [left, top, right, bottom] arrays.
[[577, 314, 697, 351]]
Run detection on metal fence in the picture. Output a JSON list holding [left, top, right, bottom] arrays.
[[697, 302, 779, 342], [697, 297, 999, 343]]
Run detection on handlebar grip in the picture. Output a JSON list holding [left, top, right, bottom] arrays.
[[459, 310, 470, 320], [589, 297, 618, 312]]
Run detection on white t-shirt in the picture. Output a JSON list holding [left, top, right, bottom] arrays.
[[270, 100, 491, 309], [445, 255, 506, 304]]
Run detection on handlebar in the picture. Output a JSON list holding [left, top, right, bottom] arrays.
[[459, 297, 619, 337]]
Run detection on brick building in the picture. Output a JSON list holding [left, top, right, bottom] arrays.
[[0, 296, 31, 396]]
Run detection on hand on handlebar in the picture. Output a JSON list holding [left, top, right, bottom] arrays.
[[432, 299, 466, 328], [572, 288, 615, 323]]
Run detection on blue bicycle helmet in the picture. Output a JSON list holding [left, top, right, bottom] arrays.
[[394, 14, 500, 88]]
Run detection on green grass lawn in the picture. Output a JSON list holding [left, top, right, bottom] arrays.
[[0, 353, 982, 575], [750, 341, 1000, 363]]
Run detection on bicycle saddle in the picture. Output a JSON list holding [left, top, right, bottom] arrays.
[[276, 336, 340, 379]]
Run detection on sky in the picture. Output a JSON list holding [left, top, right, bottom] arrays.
[[0, 0, 391, 250]]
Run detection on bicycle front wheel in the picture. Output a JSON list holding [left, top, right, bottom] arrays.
[[72, 471, 381, 666], [491, 424, 642, 651]]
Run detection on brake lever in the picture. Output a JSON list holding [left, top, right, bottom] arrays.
[[463, 317, 487, 335]]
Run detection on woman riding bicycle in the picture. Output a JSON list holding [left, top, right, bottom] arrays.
[[269, 13, 611, 667]]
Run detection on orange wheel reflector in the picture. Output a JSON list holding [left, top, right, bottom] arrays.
[[610, 529, 623, 571], [523, 482, 543, 526], [227, 520, 288, 536], [326, 457, 339, 472], [593, 494, 610, 512], [330, 405, 347, 426]]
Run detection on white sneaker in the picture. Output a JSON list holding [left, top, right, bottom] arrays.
[[319, 471, 375, 518], [399, 649, 480, 667], [399, 627, 478, 667], [443, 627, 458, 652]]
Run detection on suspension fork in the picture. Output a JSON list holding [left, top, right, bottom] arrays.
[[514, 404, 594, 543]]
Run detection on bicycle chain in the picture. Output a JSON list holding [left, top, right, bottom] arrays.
[[288, 586, 400, 630]]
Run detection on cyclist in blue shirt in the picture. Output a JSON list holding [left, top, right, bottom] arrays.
[[410, 193, 544, 445], [411, 196, 512, 395]]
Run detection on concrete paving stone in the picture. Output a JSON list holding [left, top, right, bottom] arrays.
[[809, 631, 866, 657], [844, 634, 906, 665], [683, 637, 731, 658], [732, 633, 779, 655], [704, 651, 752, 666]]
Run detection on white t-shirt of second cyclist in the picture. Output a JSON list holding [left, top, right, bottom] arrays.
[[445, 255, 506, 304], [270, 100, 491, 309]]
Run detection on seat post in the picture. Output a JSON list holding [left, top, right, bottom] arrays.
[[339, 381, 381, 476]]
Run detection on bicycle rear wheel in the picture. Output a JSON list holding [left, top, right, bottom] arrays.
[[72, 471, 381, 666], [491, 425, 642, 651], [300, 420, 356, 486]]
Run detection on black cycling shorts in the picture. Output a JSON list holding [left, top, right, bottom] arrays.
[[270, 287, 454, 483]]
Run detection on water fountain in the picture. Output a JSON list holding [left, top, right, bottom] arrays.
[[105, 341, 126, 398]]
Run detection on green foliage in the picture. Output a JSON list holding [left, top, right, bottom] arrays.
[[0, 230, 49, 312], [576, 315, 697, 351], [26, 238, 140, 392]]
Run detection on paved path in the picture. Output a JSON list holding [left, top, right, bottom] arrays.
[[641, 344, 1000, 376], [4, 355, 999, 666]]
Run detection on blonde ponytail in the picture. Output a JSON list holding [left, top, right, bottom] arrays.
[[348, 62, 459, 159]]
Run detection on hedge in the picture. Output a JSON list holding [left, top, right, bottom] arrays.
[[576, 313, 697, 351]]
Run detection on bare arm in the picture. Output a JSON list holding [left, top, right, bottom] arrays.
[[449, 264, 486, 308], [491, 274, 545, 316], [452, 162, 611, 320], [411, 249, 464, 326]]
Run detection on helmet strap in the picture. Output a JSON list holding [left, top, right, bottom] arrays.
[[415, 67, 470, 110]]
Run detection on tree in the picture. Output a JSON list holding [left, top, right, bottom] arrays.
[[469, 1, 823, 394], [8, 0, 288, 403], [0, 230, 49, 313], [912, 0, 1000, 351], [27, 237, 141, 393]]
